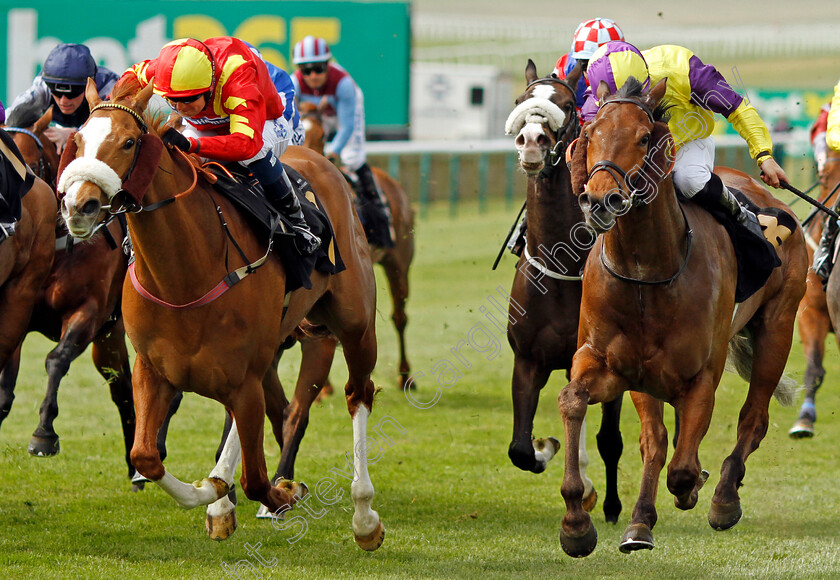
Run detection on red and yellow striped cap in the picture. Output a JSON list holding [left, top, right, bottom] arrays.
[[153, 38, 214, 98]]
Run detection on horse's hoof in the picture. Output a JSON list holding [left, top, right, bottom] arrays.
[[131, 480, 146, 492], [559, 521, 598, 558], [206, 509, 238, 541], [256, 504, 282, 520], [28, 434, 60, 457], [582, 489, 598, 513], [709, 500, 742, 530], [619, 523, 654, 553], [354, 520, 385, 551], [276, 478, 308, 501], [788, 419, 815, 438]]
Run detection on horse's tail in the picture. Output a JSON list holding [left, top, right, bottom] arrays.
[[725, 329, 798, 406]]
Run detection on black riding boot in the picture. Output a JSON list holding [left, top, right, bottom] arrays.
[[263, 175, 321, 255], [813, 215, 839, 283], [692, 173, 766, 242], [356, 163, 394, 248]]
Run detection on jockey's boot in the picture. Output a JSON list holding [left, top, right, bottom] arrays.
[[264, 174, 321, 255], [356, 163, 395, 248], [0, 221, 16, 244], [694, 173, 767, 242], [813, 215, 839, 284]]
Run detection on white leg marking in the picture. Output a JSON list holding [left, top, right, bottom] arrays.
[[207, 420, 242, 518], [351, 406, 380, 537], [155, 420, 241, 510], [578, 417, 595, 497]]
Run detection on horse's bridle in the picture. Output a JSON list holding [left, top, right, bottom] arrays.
[[523, 76, 580, 172], [584, 97, 661, 208], [587, 97, 692, 286], [5, 127, 54, 186]]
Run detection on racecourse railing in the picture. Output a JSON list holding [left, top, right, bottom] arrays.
[[367, 133, 817, 218]]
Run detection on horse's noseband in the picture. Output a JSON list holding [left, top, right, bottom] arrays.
[[523, 77, 580, 172]]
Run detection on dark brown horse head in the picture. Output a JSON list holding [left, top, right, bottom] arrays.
[[58, 76, 157, 238], [506, 59, 580, 176], [7, 106, 60, 188], [571, 77, 672, 232]]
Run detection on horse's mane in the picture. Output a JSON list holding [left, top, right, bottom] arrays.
[[109, 76, 169, 136], [6, 100, 43, 129], [614, 77, 671, 123]]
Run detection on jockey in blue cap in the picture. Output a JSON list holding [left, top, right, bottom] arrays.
[[6, 43, 119, 152]]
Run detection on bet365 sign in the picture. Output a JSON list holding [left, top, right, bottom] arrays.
[[0, 1, 410, 136]]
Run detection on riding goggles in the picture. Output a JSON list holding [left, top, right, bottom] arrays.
[[300, 63, 328, 76], [46, 82, 85, 99], [166, 93, 204, 104]]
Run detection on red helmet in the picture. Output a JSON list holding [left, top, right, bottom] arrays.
[[153, 38, 215, 99], [293, 36, 332, 65], [570, 18, 625, 60]]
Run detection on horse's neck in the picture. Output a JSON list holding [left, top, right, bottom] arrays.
[[127, 155, 226, 289], [525, 169, 588, 268], [604, 179, 687, 276]]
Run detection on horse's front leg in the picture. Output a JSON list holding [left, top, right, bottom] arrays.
[[508, 354, 555, 473], [597, 396, 623, 523], [668, 372, 715, 511], [619, 392, 667, 553], [130, 357, 233, 519], [789, 295, 829, 438], [557, 378, 596, 557]]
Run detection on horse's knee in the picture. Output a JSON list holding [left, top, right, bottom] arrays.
[[130, 449, 164, 481]]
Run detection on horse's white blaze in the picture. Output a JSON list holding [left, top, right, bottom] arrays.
[[155, 420, 241, 510], [80, 116, 113, 159], [531, 84, 556, 101], [58, 117, 122, 206], [350, 405, 380, 536]]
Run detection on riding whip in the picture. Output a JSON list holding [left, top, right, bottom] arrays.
[[800, 179, 840, 228], [492, 200, 527, 270], [777, 180, 840, 221]]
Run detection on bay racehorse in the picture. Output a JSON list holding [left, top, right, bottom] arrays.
[[789, 147, 840, 437], [1, 108, 138, 486], [0, 131, 57, 424], [58, 77, 384, 549], [503, 59, 623, 521], [559, 77, 807, 557]]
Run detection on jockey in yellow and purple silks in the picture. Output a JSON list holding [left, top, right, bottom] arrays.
[[812, 77, 840, 281], [581, 41, 789, 246], [124, 37, 320, 254]]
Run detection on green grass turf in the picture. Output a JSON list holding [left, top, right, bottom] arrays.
[[1, 200, 839, 579]]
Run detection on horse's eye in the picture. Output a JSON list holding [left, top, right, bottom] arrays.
[[640, 134, 650, 146], [123, 139, 136, 150]]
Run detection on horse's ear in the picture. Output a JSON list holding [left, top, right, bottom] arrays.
[[525, 59, 538, 84], [597, 80, 612, 104], [35, 106, 53, 132], [565, 61, 582, 92], [85, 77, 101, 108], [649, 78, 667, 107], [132, 78, 156, 114], [570, 127, 590, 195]]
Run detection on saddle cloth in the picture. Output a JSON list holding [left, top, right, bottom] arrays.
[[204, 163, 345, 293], [0, 128, 35, 240], [682, 187, 795, 303]]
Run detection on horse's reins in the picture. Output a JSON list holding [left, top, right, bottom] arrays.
[[588, 97, 693, 286], [5, 127, 52, 186], [88, 103, 278, 309]]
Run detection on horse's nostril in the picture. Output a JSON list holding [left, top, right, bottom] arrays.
[[515, 134, 525, 147], [579, 194, 591, 211], [604, 192, 628, 214], [81, 199, 100, 216]]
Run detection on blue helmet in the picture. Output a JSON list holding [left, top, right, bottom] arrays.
[[41, 43, 97, 86]]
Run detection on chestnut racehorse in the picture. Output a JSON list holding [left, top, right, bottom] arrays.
[[504, 59, 623, 522], [58, 77, 384, 549], [559, 78, 807, 557], [1, 109, 137, 485], [789, 147, 840, 437], [0, 131, 57, 425]]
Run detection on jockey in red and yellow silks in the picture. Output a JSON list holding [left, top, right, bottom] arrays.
[[125, 37, 284, 162], [827, 79, 840, 153], [123, 37, 320, 254], [812, 77, 840, 282]]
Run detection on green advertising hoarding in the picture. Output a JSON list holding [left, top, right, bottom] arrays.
[[0, 0, 411, 137]]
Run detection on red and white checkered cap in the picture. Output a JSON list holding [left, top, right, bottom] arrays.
[[569, 18, 625, 60], [293, 36, 332, 65]]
